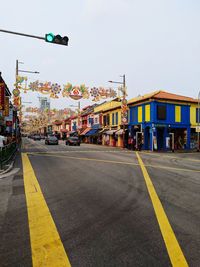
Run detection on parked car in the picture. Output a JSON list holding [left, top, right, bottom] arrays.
[[40, 135, 45, 140], [45, 135, 59, 145], [33, 135, 41, 141], [66, 136, 80, 146]]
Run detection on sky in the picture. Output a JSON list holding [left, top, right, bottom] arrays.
[[1, 0, 200, 109]]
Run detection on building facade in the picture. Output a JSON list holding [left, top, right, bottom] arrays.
[[128, 91, 197, 151]]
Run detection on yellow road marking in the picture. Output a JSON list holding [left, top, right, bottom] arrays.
[[22, 153, 71, 267], [28, 152, 138, 166], [28, 152, 200, 173], [140, 151, 200, 163], [136, 152, 188, 267]]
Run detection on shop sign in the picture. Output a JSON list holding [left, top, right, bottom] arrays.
[[155, 124, 166, 127], [196, 126, 200, 132], [3, 97, 9, 116], [0, 83, 5, 110]]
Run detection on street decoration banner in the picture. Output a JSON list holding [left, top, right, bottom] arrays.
[[0, 83, 5, 110], [121, 96, 128, 124], [14, 79, 117, 101]]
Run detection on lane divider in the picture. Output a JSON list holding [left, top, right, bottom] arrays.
[[22, 153, 71, 267], [28, 152, 200, 173], [136, 152, 188, 267]]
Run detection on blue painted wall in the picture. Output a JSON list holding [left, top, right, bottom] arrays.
[[129, 101, 191, 150]]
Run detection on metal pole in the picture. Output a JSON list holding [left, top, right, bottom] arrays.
[[122, 74, 126, 149], [18, 70, 40, 74], [197, 91, 200, 151], [0, 28, 45, 40], [78, 101, 80, 134]]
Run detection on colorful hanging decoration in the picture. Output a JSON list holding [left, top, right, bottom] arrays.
[[62, 83, 89, 100], [90, 87, 117, 101], [121, 93, 128, 124], [15, 78, 117, 101], [12, 88, 20, 97]]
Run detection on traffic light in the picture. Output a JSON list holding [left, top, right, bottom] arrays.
[[45, 33, 69, 46]]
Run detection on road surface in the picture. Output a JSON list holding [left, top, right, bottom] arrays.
[[0, 138, 199, 266]]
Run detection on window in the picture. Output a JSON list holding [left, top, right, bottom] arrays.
[[157, 105, 166, 120], [175, 106, 181, 122], [145, 105, 150, 122], [138, 106, 143, 122], [103, 115, 107, 126], [116, 112, 118, 125], [107, 114, 110, 125], [196, 108, 200, 123], [112, 113, 115, 125]]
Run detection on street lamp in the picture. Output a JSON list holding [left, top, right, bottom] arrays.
[[108, 74, 127, 148]]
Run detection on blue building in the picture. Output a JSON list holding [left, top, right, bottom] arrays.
[[128, 91, 197, 151]]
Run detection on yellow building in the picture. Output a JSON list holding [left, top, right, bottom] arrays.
[[94, 98, 126, 147], [190, 103, 200, 148]]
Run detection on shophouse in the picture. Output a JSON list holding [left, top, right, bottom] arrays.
[[190, 102, 200, 149], [84, 103, 103, 144], [128, 91, 197, 151], [0, 72, 12, 135], [93, 98, 125, 147], [80, 105, 97, 142]]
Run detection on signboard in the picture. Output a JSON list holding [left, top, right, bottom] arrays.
[[3, 97, 9, 116], [0, 83, 5, 110], [196, 126, 200, 132]]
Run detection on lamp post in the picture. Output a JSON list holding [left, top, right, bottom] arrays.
[[108, 74, 127, 148], [197, 91, 200, 151], [15, 60, 39, 139]]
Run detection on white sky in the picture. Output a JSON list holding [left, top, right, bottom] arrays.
[[1, 0, 200, 109]]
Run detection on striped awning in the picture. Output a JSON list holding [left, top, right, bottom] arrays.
[[80, 127, 91, 136]]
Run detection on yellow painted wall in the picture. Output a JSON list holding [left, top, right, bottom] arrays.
[[138, 106, 142, 123], [145, 104, 150, 122], [94, 99, 121, 113], [190, 104, 198, 126], [175, 106, 181, 122]]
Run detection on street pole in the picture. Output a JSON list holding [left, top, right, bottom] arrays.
[[197, 91, 200, 151], [108, 74, 127, 149], [122, 74, 126, 149]]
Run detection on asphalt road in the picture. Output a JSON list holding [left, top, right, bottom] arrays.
[[0, 138, 200, 267]]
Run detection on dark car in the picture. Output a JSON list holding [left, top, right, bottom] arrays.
[[33, 135, 41, 141], [66, 136, 80, 146], [45, 135, 58, 145]]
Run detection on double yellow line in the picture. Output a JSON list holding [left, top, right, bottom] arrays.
[[22, 152, 189, 267]]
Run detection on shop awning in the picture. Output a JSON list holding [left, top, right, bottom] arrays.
[[85, 128, 99, 136], [105, 130, 117, 135], [60, 129, 68, 133], [115, 129, 123, 135], [80, 127, 91, 136]]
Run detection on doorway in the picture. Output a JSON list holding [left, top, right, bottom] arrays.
[[157, 127, 165, 150]]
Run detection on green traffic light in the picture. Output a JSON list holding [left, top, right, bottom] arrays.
[[46, 33, 54, 42]]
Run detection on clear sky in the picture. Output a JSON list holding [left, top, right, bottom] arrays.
[[1, 0, 200, 109]]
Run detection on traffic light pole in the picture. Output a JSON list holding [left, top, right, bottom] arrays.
[[0, 29, 69, 46], [0, 28, 45, 40]]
